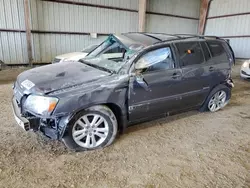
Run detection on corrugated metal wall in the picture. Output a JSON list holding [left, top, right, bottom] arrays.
[[146, 0, 200, 34], [0, 0, 139, 64], [0, 0, 203, 65], [205, 0, 250, 58], [32, 1, 138, 33], [31, 0, 139, 64], [0, 0, 28, 64]]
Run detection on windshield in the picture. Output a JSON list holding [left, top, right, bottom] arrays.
[[80, 57, 127, 73], [87, 37, 127, 58], [81, 35, 141, 73], [81, 36, 131, 73]]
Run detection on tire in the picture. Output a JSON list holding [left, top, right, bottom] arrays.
[[63, 105, 118, 151], [200, 84, 231, 112]]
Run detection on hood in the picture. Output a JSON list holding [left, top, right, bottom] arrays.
[[56, 52, 88, 61], [17, 61, 111, 94]]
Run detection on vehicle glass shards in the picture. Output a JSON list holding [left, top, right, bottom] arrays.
[[87, 36, 120, 58]]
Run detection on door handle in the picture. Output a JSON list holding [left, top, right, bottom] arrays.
[[172, 73, 180, 79], [209, 66, 215, 72]]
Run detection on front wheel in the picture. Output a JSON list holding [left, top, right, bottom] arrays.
[[63, 105, 118, 151]]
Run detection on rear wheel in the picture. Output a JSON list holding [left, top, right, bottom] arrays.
[[63, 105, 118, 151], [200, 85, 231, 112], [208, 90, 227, 112]]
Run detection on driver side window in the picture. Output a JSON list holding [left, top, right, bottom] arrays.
[[136, 47, 175, 73]]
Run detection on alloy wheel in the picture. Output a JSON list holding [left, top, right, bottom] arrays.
[[208, 90, 227, 112], [72, 114, 109, 148]]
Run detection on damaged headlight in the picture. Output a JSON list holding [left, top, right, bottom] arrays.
[[24, 95, 59, 116]]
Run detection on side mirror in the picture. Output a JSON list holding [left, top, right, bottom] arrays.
[[130, 71, 150, 91]]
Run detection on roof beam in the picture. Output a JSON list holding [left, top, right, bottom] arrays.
[[24, 0, 33, 66], [139, 0, 147, 32], [199, 0, 211, 35]]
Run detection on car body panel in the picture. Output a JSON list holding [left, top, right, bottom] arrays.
[[50, 74, 129, 117], [128, 68, 184, 120], [16, 61, 111, 95]]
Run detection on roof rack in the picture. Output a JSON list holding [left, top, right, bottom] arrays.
[[145, 32, 183, 39], [141, 33, 163, 42], [127, 32, 182, 39], [154, 34, 227, 44], [124, 32, 227, 45], [174, 34, 223, 39]]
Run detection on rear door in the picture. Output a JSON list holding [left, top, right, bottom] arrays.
[[206, 40, 232, 88], [174, 41, 210, 109]]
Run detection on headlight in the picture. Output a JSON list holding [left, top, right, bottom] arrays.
[[242, 61, 249, 68], [24, 95, 59, 116]]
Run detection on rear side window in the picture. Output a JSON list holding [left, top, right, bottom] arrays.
[[200, 42, 211, 61], [207, 41, 228, 60], [176, 42, 205, 67]]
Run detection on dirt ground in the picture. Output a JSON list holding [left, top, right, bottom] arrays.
[[0, 63, 249, 188]]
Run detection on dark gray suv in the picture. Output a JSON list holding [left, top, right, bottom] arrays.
[[12, 33, 235, 151]]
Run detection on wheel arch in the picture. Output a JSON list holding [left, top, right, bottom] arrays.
[[105, 103, 124, 133], [71, 102, 127, 134], [199, 84, 231, 112]]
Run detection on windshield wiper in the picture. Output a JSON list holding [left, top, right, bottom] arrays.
[[79, 59, 115, 74]]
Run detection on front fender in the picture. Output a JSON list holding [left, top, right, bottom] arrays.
[[52, 84, 128, 117]]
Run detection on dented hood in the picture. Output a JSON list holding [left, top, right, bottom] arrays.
[[16, 61, 111, 94]]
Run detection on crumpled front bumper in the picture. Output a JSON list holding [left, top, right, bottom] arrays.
[[11, 96, 30, 131], [11, 96, 70, 140]]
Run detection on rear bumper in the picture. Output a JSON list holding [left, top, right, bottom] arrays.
[[11, 96, 30, 131]]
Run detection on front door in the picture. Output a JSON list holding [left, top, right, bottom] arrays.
[[128, 46, 184, 122]]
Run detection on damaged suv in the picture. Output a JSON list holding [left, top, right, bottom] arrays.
[[12, 33, 235, 151]]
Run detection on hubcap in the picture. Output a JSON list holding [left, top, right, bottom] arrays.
[[72, 114, 109, 148], [208, 90, 227, 112]]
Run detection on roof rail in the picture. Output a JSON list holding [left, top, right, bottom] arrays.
[[175, 34, 222, 39], [141, 33, 163, 42], [127, 32, 182, 39], [145, 33, 183, 39], [154, 37, 192, 44], [124, 32, 228, 45], [154, 34, 229, 44]]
